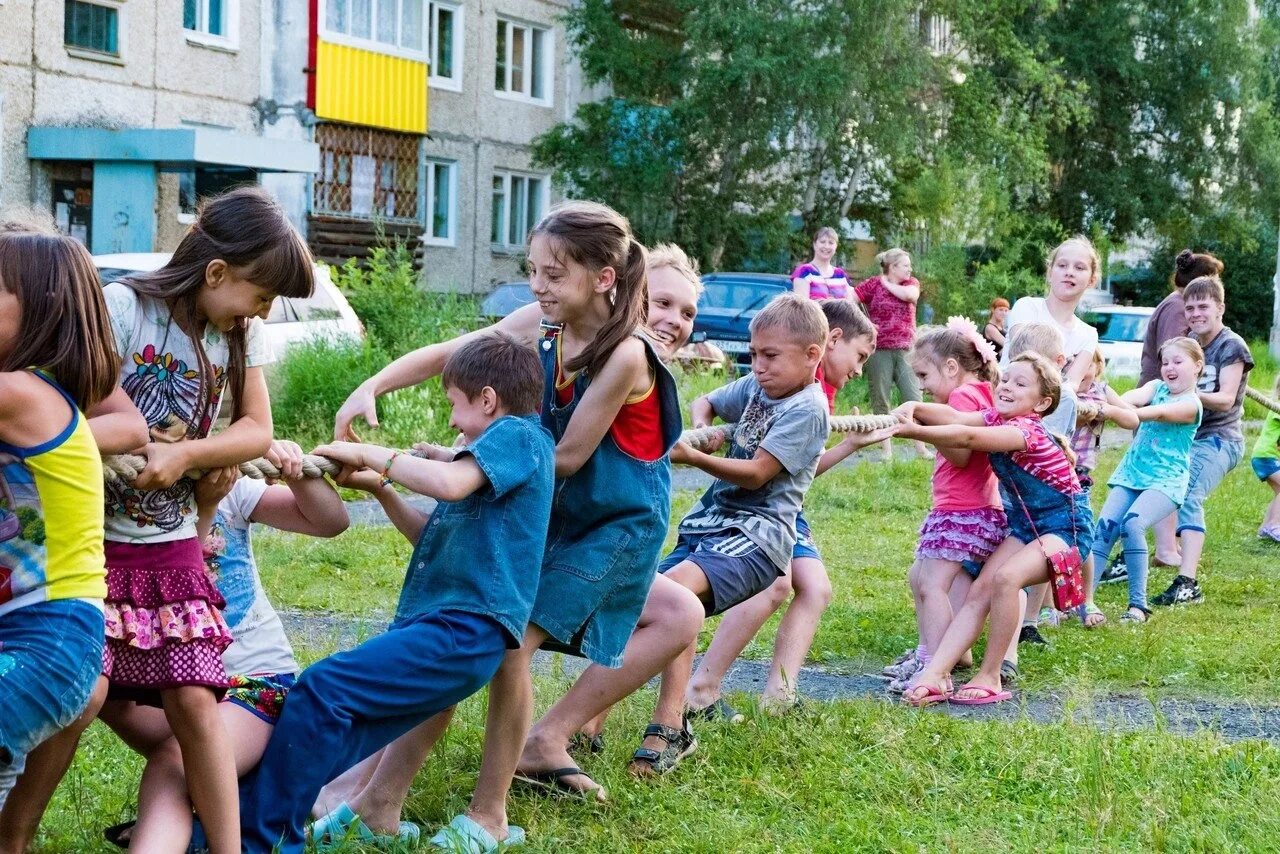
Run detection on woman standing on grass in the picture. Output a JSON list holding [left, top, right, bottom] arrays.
[[854, 248, 929, 458]]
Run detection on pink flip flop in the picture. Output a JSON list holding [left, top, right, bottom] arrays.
[[901, 683, 951, 707], [948, 685, 1013, 706]]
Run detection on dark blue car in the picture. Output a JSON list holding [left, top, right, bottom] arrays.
[[694, 272, 792, 373]]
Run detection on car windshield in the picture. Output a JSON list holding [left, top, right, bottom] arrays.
[[483, 283, 535, 316], [1084, 311, 1150, 343], [699, 280, 785, 314], [268, 290, 341, 324]]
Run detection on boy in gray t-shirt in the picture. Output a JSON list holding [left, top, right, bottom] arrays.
[[629, 295, 830, 777]]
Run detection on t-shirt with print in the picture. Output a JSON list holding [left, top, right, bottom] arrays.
[[792, 264, 849, 300], [980, 409, 1082, 496], [932, 382, 1001, 511], [679, 375, 830, 571], [208, 478, 298, 677], [999, 297, 1098, 371], [853, 276, 917, 350], [1195, 326, 1253, 443], [102, 283, 272, 544], [1109, 383, 1202, 505]]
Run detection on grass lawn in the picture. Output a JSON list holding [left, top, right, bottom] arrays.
[[31, 353, 1280, 852]]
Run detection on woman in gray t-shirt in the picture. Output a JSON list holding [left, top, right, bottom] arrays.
[[1151, 276, 1252, 608]]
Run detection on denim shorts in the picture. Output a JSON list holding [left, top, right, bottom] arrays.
[[660, 529, 782, 618], [0, 599, 104, 790], [1178, 436, 1244, 534], [1253, 456, 1280, 482], [792, 513, 821, 562], [1005, 494, 1094, 559]]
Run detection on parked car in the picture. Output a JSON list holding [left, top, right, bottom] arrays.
[[93, 253, 364, 355], [479, 281, 537, 321], [1080, 304, 1154, 379], [693, 273, 792, 373]]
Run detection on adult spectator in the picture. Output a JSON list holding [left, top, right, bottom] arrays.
[[1139, 249, 1224, 386], [984, 297, 1010, 359], [791, 227, 851, 300]]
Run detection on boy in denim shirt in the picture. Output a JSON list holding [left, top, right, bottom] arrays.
[[629, 295, 831, 775], [239, 333, 554, 854]]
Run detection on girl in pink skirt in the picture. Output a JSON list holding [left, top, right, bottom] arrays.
[[97, 187, 314, 854]]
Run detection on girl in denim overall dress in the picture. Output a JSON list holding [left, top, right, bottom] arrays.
[[895, 353, 1094, 707], [333, 201, 690, 829]]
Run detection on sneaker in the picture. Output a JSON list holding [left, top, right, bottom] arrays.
[[1018, 625, 1048, 646], [887, 658, 925, 694], [1151, 575, 1204, 607], [1261, 527, 1280, 544], [1098, 555, 1129, 584], [883, 648, 917, 677]]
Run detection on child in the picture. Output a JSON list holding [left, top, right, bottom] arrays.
[[888, 318, 1006, 693], [646, 243, 703, 359], [97, 440, 349, 852], [93, 187, 315, 854], [1252, 374, 1280, 543], [331, 204, 691, 830], [686, 300, 890, 717], [0, 229, 120, 813], [1001, 237, 1101, 388], [897, 353, 1095, 706], [1151, 276, 1254, 606], [629, 294, 832, 773], [1083, 338, 1202, 625], [791, 227, 850, 299], [239, 333, 555, 853]]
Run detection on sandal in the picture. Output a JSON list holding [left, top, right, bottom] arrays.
[[999, 660, 1019, 684], [1120, 605, 1151, 624], [1080, 602, 1107, 628], [688, 698, 744, 724], [310, 802, 420, 851], [627, 716, 697, 777], [568, 731, 605, 755], [428, 813, 525, 853], [512, 766, 606, 802]]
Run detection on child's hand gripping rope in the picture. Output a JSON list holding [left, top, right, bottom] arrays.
[[679, 413, 899, 453]]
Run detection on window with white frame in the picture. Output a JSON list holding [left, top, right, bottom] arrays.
[[323, 0, 426, 57], [428, 1, 461, 88], [184, 0, 238, 47], [494, 18, 550, 103], [424, 159, 456, 245], [490, 171, 546, 248]]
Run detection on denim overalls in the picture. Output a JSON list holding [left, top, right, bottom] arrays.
[[990, 451, 1095, 558], [531, 328, 683, 668]]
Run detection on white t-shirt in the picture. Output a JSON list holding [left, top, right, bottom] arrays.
[[999, 297, 1098, 370], [210, 478, 299, 677], [103, 283, 273, 543]]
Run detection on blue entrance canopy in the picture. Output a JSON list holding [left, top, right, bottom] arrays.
[[28, 127, 319, 173]]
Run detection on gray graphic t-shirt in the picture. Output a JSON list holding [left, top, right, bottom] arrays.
[[679, 375, 830, 570], [1196, 327, 1253, 443]]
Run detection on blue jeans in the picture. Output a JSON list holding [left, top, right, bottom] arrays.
[[238, 609, 508, 854], [1089, 486, 1177, 611], [1177, 436, 1243, 535], [0, 599, 104, 808]]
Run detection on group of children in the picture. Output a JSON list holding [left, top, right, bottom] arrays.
[[0, 188, 1272, 853]]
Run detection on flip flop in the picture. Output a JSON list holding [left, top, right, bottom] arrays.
[[688, 698, 744, 724], [429, 814, 525, 852], [512, 767, 606, 802], [901, 683, 951, 707], [310, 802, 421, 851], [949, 685, 1014, 706], [568, 731, 605, 755]]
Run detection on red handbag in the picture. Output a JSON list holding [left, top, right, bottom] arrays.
[[1007, 480, 1086, 612]]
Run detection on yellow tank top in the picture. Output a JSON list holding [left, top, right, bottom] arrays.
[[0, 371, 106, 615]]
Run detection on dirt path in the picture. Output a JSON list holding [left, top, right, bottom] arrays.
[[279, 609, 1280, 744]]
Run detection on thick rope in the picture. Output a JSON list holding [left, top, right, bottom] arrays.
[[680, 413, 899, 452], [102, 414, 899, 484], [1246, 386, 1280, 417]]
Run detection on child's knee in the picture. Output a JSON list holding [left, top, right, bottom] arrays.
[[765, 573, 795, 608], [795, 571, 832, 610], [1120, 512, 1148, 542]]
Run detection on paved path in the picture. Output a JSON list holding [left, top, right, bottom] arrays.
[[279, 609, 1280, 744]]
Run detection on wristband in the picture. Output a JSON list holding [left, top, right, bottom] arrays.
[[379, 451, 402, 487]]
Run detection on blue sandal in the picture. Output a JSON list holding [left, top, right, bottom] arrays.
[[429, 814, 525, 852], [310, 802, 420, 851]]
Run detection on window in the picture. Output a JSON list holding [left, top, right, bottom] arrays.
[[428, 1, 461, 88], [65, 0, 119, 56], [495, 19, 550, 102], [313, 123, 423, 223], [184, 0, 238, 48], [424, 159, 456, 245], [490, 171, 546, 248], [323, 0, 426, 58]]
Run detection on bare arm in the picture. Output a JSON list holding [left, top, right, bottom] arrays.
[[552, 336, 649, 478], [250, 480, 349, 538], [690, 395, 716, 429], [984, 323, 1006, 346], [1120, 380, 1159, 408], [894, 401, 986, 427], [895, 422, 1027, 454], [1136, 398, 1201, 425], [312, 441, 489, 503], [792, 277, 809, 298], [87, 385, 149, 454], [671, 443, 784, 491], [1065, 350, 1094, 387], [880, 279, 920, 303], [815, 425, 898, 475], [1199, 362, 1244, 412], [336, 467, 431, 544], [334, 303, 544, 440]]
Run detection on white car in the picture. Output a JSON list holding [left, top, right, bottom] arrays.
[[93, 253, 364, 356], [1080, 305, 1154, 379]]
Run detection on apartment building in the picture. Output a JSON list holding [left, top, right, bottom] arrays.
[[0, 0, 318, 253]]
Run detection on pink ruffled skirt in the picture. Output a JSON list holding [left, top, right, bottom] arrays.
[[915, 507, 1009, 565], [102, 538, 233, 703]]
